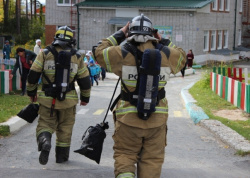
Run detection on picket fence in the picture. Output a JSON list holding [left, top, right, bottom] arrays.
[[210, 67, 250, 113], [0, 59, 21, 94]]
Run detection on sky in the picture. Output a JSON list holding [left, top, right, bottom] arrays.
[[39, 0, 46, 5]]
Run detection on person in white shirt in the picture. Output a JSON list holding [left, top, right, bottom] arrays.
[[34, 39, 42, 55]]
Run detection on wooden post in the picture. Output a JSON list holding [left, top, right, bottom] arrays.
[[228, 68, 231, 78]]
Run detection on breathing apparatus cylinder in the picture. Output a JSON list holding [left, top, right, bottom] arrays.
[[55, 51, 71, 101], [137, 49, 161, 120]]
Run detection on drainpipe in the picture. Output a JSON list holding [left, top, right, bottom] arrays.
[[76, 5, 80, 50], [233, 0, 237, 50]]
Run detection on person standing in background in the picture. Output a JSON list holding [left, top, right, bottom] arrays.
[[3, 40, 11, 60], [187, 49, 194, 68], [34, 39, 42, 55], [10, 48, 37, 96], [34, 39, 43, 84]]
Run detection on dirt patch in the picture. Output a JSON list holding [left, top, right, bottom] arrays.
[[213, 109, 250, 121]]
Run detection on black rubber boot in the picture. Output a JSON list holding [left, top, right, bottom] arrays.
[[37, 132, 52, 165], [56, 146, 70, 163]]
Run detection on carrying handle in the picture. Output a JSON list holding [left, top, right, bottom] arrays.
[[102, 78, 120, 124], [81, 126, 92, 140]]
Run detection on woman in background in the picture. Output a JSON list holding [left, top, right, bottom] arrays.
[[187, 49, 194, 68]]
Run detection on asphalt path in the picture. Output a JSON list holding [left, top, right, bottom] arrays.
[[0, 71, 249, 178]]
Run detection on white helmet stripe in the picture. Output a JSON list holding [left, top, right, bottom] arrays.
[[130, 21, 152, 28]]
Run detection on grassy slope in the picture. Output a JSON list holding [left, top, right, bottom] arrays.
[[189, 71, 250, 141], [0, 91, 30, 123]]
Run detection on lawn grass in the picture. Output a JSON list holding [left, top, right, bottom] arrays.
[[0, 90, 30, 123], [189, 71, 250, 141]]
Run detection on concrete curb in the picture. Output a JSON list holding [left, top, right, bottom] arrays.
[[181, 83, 209, 124], [0, 116, 28, 133], [199, 120, 250, 152], [181, 82, 250, 152]]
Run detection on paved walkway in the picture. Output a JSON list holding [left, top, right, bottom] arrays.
[[1, 68, 250, 152]]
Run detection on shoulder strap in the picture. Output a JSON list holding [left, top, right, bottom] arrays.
[[122, 42, 143, 97], [103, 78, 121, 123], [153, 41, 164, 51], [42, 46, 59, 85], [46, 45, 58, 63]]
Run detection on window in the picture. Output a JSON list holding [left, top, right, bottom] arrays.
[[223, 30, 228, 48], [211, 30, 216, 50], [219, 0, 224, 11], [217, 30, 223, 49], [225, 0, 230, 11], [204, 31, 209, 51], [204, 29, 229, 51], [239, 0, 242, 13], [212, 0, 231, 12], [212, 0, 218, 10], [58, 0, 76, 5], [238, 29, 242, 46], [242, 0, 250, 24]]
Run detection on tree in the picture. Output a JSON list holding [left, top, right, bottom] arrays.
[[34, 0, 37, 19], [26, 0, 28, 19], [16, 0, 21, 34], [0, 0, 4, 21], [30, 0, 32, 20], [3, 0, 10, 27]]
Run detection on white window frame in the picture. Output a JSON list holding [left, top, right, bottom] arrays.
[[204, 30, 209, 51], [219, 0, 224, 11], [211, 30, 216, 51], [225, 0, 230, 11], [212, 0, 218, 10], [238, 29, 242, 46], [239, 0, 243, 13], [57, 0, 76, 6], [217, 30, 223, 49], [223, 30, 228, 48]]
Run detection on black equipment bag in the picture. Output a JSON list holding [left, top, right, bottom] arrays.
[[74, 78, 120, 164], [74, 122, 109, 164], [17, 103, 39, 123]]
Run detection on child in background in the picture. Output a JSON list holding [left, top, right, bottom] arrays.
[[88, 59, 101, 86]]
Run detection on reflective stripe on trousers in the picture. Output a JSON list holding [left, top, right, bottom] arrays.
[[117, 172, 135, 178]]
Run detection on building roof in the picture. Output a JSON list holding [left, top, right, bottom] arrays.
[[75, 0, 213, 9]]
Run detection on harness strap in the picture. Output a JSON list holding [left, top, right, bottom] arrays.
[[42, 83, 75, 91], [42, 45, 76, 94], [121, 88, 165, 104], [121, 42, 165, 107]]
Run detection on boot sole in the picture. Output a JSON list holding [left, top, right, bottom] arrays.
[[39, 144, 51, 165]]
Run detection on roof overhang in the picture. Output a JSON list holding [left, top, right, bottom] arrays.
[[107, 17, 133, 25], [75, 0, 213, 9]]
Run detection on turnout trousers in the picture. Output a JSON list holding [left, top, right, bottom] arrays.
[[113, 121, 167, 178], [36, 104, 76, 148]]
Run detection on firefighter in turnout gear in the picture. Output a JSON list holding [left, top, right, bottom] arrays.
[[94, 14, 186, 178], [27, 26, 91, 165]]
